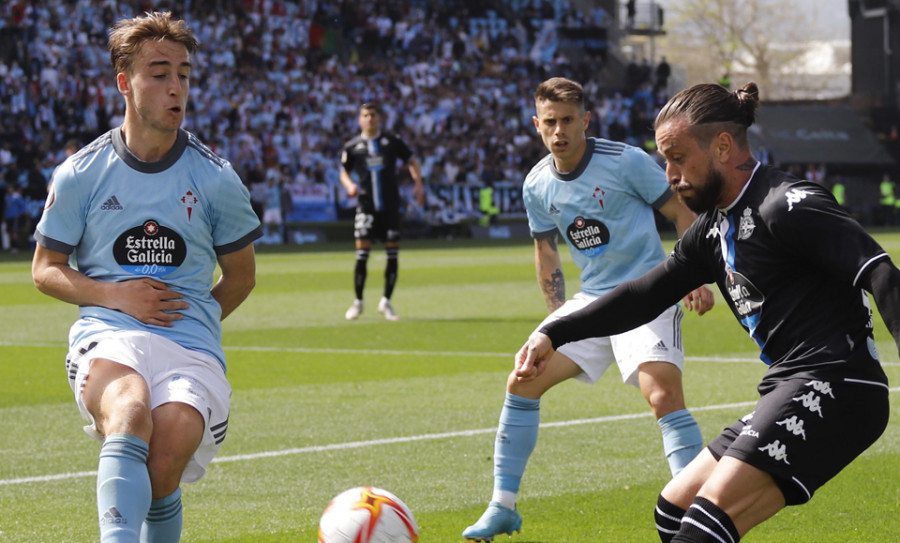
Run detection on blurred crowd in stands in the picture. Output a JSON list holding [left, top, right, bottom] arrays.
[[0, 0, 674, 249]]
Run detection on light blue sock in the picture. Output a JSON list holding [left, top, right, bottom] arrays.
[[658, 409, 704, 476], [493, 393, 541, 496], [141, 487, 183, 543], [97, 433, 151, 543]]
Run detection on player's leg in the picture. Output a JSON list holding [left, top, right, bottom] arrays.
[[140, 338, 232, 543], [637, 361, 703, 476], [463, 351, 584, 541], [614, 306, 702, 476], [377, 219, 401, 320], [140, 402, 204, 543], [81, 358, 154, 543], [346, 221, 372, 319], [655, 448, 718, 542]]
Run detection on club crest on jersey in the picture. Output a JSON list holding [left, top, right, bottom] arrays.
[[566, 216, 609, 256], [113, 219, 187, 277], [592, 187, 605, 209], [181, 190, 199, 221], [738, 207, 755, 240]]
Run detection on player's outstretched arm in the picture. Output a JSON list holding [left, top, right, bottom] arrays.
[[32, 243, 188, 327]]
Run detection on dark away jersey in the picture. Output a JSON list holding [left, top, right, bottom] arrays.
[[670, 165, 889, 382], [340, 132, 413, 213]]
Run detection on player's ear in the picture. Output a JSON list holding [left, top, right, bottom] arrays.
[[532, 116, 540, 132], [714, 131, 733, 163], [116, 72, 130, 95]]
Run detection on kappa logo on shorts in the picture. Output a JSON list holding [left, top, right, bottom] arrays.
[[792, 391, 824, 418], [758, 439, 791, 465], [804, 380, 835, 399], [776, 415, 808, 440]]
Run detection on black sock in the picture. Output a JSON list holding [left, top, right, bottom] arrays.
[[354, 249, 369, 300], [384, 247, 398, 299], [672, 496, 740, 543], [655, 494, 685, 543]]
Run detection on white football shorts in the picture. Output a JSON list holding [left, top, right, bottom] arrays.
[[535, 292, 685, 387], [66, 329, 231, 483]]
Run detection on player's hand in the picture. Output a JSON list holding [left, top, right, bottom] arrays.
[[682, 285, 715, 316], [345, 183, 358, 198], [515, 332, 555, 382], [111, 278, 189, 327]]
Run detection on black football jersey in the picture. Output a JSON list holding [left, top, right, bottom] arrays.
[[340, 132, 413, 213], [670, 165, 889, 383]]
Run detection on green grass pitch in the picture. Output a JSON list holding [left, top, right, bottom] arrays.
[[1, 233, 898, 542]]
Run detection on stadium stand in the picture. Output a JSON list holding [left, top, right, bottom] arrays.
[[0, 0, 669, 247]]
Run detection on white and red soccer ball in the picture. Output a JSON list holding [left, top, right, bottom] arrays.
[[318, 486, 419, 543]]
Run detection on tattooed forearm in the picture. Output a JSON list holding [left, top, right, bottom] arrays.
[[541, 268, 565, 308]]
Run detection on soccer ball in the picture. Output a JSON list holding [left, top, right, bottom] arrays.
[[318, 486, 419, 543]]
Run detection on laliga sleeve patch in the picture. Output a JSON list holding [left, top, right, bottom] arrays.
[[114, 220, 187, 277]]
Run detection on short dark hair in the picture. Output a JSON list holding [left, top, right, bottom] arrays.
[[534, 77, 585, 110], [655, 82, 760, 148], [360, 102, 382, 116]]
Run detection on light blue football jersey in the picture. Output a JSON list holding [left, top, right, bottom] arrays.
[[36, 128, 262, 370], [524, 138, 672, 297]]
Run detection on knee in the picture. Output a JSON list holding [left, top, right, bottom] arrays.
[[147, 451, 186, 498], [103, 397, 153, 440], [643, 385, 685, 419]]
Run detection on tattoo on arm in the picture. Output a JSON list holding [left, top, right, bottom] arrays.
[[541, 268, 565, 306], [736, 157, 758, 171]]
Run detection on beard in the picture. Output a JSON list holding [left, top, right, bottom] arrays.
[[678, 166, 726, 214]]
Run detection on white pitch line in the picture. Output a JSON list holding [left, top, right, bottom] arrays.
[[2, 390, 899, 488], [3, 341, 900, 367], [0, 399, 758, 487]]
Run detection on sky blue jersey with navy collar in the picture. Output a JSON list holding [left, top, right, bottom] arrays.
[[36, 128, 262, 371], [523, 137, 673, 297]]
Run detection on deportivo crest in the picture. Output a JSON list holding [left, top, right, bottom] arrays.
[[113, 219, 187, 277], [738, 207, 755, 240], [566, 216, 609, 256]]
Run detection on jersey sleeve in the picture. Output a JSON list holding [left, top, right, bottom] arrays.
[[211, 164, 263, 255], [523, 178, 556, 237], [394, 134, 413, 163], [34, 160, 86, 254], [621, 146, 671, 209], [765, 183, 888, 286]]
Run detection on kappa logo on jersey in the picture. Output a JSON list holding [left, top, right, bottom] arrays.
[[113, 219, 187, 277], [181, 190, 198, 221], [785, 188, 810, 211], [758, 439, 790, 465], [566, 216, 610, 256], [100, 195, 124, 211], [738, 207, 755, 240], [776, 415, 808, 440]]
